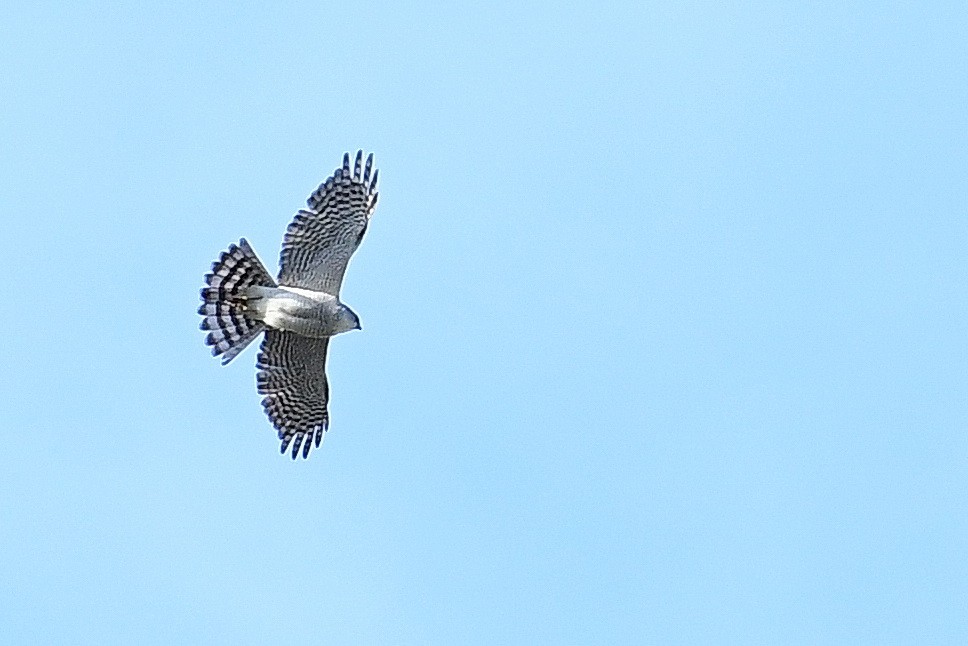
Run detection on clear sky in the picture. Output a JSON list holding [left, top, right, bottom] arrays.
[[1, 2, 966, 644]]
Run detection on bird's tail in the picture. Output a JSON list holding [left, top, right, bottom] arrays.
[[199, 239, 277, 365]]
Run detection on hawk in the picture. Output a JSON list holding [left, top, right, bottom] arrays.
[[198, 150, 379, 459]]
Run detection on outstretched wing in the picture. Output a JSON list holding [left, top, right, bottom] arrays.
[[277, 150, 379, 295], [256, 330, 331, 460]]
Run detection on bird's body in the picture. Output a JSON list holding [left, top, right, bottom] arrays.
[[246, 285, 358, 339], [198, 150, 379, 459]]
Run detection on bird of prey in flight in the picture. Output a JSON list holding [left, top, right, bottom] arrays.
[[199, 150, 379, 459]]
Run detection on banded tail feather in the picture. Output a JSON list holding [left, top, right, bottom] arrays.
[[198, 239, 276, 365]]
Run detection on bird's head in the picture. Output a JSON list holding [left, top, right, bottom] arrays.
[[336, 304, 362, 334]]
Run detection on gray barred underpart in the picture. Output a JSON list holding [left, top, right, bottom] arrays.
[[198, 239, 276, 365], [247, 286, 348, 338]]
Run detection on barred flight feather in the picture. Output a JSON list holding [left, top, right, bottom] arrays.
[[256, 331, 330, 459], [279, 151, 378, 295]]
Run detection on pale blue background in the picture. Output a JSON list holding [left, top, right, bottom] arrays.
[[1, 2, 966, 644]]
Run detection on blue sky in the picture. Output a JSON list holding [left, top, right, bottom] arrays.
[[1, 2, 966, 643]]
